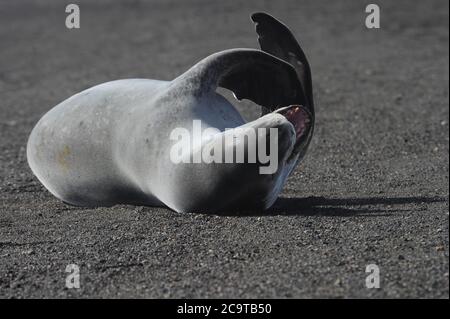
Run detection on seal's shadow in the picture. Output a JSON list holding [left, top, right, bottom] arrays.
[[213, 195, 448, 217]]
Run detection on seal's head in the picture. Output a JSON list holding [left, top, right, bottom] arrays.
[[217, 104, 313, 211]]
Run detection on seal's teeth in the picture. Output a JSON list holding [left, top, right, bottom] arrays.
[[273, 105, 293, 115]]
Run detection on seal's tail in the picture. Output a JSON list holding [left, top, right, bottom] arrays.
[[251, 12, 314, 117]]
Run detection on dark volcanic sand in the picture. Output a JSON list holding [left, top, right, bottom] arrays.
[[0, 0, 448, 298]]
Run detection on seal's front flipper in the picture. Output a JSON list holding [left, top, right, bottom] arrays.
[[175, 48, 308, 114], [251, 12, 314, 116]]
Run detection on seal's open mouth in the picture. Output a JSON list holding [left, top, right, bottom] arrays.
[[275, 105, 312, 144], [274, 104, 313, 163]]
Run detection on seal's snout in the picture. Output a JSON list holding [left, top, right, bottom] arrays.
[[274, 105, 312, 143]]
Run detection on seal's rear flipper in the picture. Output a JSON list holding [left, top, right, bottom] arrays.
[[175, 49, 308, 115], [251, 12, 314, 116]]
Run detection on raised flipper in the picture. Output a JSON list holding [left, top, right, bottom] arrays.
[[251, 12, 314, 116], [175, 48, 308, 112]]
